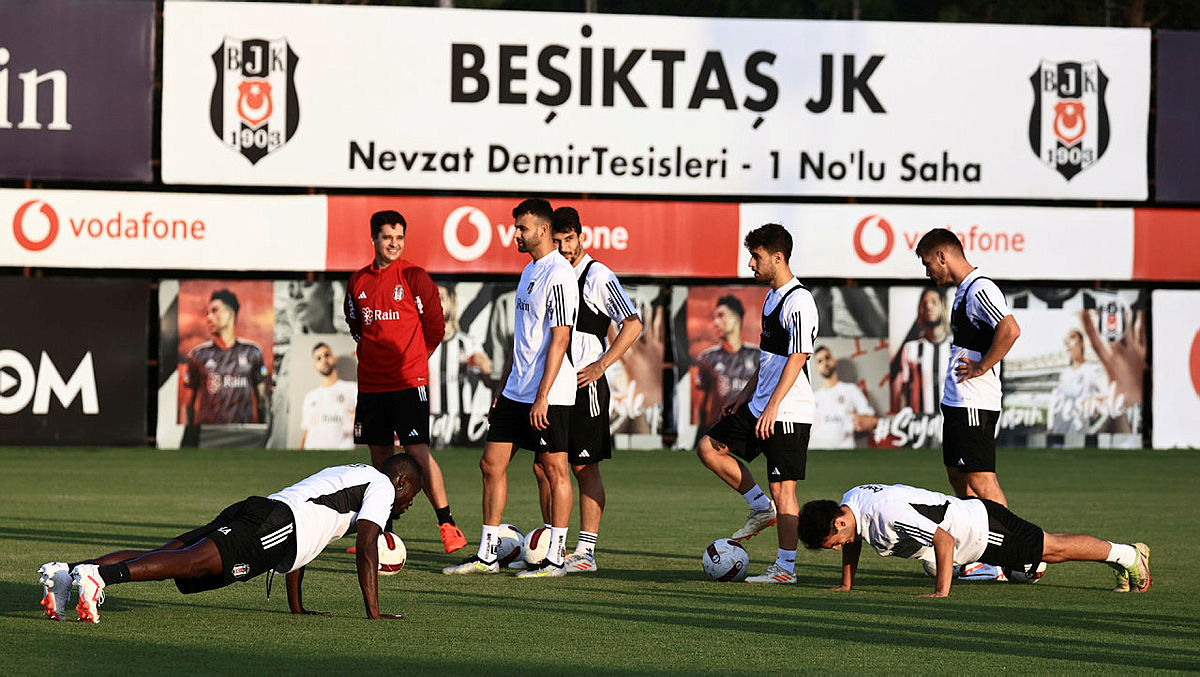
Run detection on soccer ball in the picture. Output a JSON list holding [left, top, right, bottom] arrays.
[[701, 539, 749, 582], [496, 523, 524, 565], [377, 531, 407, 575], [1004, 561, 1047, 583], [523, 527, 552, 565]]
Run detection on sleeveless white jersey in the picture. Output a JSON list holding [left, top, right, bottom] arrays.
[[268, 464, 395, 573], [300, 380, 357, 449], [942, 269, 1011, 411], [570, 253, 639, 367], [502, 250, 580, 406], [840, 484, 989, 566]]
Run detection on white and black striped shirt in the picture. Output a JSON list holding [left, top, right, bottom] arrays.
[[943, 269, 1011, 411], [570, 253, 639, 367], [749, 277, 819, 424], [502, 250, 580, 406], [841, 484, 989, 566]]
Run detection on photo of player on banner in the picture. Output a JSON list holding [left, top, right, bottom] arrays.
[[883, 287, 954, 449], [428, 281, 501, 449]]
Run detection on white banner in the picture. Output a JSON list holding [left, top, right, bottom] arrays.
[[1152, 290, 1200, 449], [162, 2, 1149, 199], [738, 204, 1135, 280], [0, 189, 326, 270]]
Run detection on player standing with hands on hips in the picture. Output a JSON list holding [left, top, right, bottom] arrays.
[[696, 223, 819, 585], [524, 206, 643, 573], [915, 227, 1020, 581], [345, 210, 467, 554], [443, 198, 580, 578]]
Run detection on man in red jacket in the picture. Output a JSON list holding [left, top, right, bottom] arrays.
[[345, 210, 466, 554]]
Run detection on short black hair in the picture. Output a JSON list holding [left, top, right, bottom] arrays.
[[743, 223, 792, 262], [814, 345, 831, 357], [380, 453, 423, 489], [914, 228, 963, 257], [512, 198, 553, 224], [551, 206, 582, 235], [311, 342, 330, 354], [210, 289, 239, 315], [370, 210, 407, 239], [798, 499, 842, 550], [716, 295, 744, 320]]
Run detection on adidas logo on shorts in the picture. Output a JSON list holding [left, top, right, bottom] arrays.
[[579, 449, 590, 458]]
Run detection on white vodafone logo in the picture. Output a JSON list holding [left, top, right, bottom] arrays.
[[444, 206, 492, 262]]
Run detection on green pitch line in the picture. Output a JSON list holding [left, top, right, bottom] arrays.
[[0, 447, 1196, 674]]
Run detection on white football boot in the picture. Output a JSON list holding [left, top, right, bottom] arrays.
[[441, 555, 500, 575], [563, 552, 597, 573], [37, 562, 73, 621], [744, 563, 797, 584], [71, 564, 105, 624], [732, 500, 778, 541]]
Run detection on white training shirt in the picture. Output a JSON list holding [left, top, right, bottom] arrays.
[[942, 269, 1011, 411], [300, 379, 357, 449], [749, 278, 819, 423], [268, 464, 395, 573], [811, 381, 874, 449], [502, 250, 580, 406], [840, 484, 989, 566], [570, 253, 640, 367]]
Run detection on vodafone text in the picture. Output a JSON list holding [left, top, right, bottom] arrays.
[[67, 211, 206, 241]]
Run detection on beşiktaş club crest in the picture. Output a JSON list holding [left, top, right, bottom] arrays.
[[1028, 60, 1110, 180], [210, 37, 299, 165]]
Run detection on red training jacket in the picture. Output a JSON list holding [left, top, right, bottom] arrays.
[[344, 258, 445, 393]]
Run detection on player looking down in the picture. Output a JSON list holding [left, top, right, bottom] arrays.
[[696, 223, 819, 585], [37, 455, 424, 623], [797, 483, 1151, 597]]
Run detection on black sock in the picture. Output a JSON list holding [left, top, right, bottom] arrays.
[[97, 563, 131, 586], [435, 506, 455, 526]]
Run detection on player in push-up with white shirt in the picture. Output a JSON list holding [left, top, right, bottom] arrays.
[[37, 454, 423, 623], [797, 483, 1150, 597]]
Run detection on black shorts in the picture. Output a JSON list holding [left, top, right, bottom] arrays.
[[704, 403, 810, 482], [568, 379, 612, 465], [354, 386, 431, 447], [172, 496, 297, 594], [486, 395, 570, 453], [975, 498, 1045, 569], [942, 404, 999, 473]]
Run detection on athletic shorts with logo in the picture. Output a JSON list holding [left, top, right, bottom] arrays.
[[355, 386, 430, 446], [705, 403, 810, 481], [487, 394, 570, 453], [941, 404, 999, 472], [568, 378, 612, 465], [974, 498, 1045, 569], [172, 496, 297, 594]]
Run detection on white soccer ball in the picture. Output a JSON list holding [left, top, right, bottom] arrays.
[[523, 527, 552, 565], [702, 539, 750, 582], [1004, 561, 1047, 583], [377, 531, 407, 575], [496, 523, 524, 565]]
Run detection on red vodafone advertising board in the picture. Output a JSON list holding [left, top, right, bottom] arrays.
[[326, 196, 739, 277]]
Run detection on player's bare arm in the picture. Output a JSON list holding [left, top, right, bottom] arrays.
[[531, 324, 571, 430], [756, 352, 808, 440], [834, 539, 861, 591], [286, 567, 329, 616], [919, 528, 956, 598], [955, 315, 1020, 383], [577, 313, 643, 387], [354, 519, 403, 620]]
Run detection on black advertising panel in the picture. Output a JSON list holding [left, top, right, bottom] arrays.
[[1155, 31, 1200, 202], [0, 277, 148, 444], [0, 0, 154, 181]]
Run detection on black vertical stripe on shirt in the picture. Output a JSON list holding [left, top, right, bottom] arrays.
[[975, 291, 1005, 324], [606, 280, 633, 319]]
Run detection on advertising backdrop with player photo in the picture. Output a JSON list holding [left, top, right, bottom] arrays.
[[883, 286, 954, 449], [157, 279, 274, 448], [428, 280, 503, 449], [1002, 287, 1147, 448]]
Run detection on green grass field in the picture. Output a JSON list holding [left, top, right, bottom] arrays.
[[1, 446, 1197, 675]]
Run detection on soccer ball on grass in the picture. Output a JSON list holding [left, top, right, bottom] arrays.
[[377, 531, 407, 575], [702, 539, 749, 582]]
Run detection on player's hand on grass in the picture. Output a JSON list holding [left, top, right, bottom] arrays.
[[953, 357, 985, 383]]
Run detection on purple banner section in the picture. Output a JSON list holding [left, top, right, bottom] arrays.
[[0, 277, 148, 445], [1155, 31, 1200, 203], [0, 0, 154, 182]]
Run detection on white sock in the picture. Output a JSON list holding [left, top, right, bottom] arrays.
[[742, 485, 772, 512], [775, 549, 796, 574], [576, 531, 598, 556], [549, 527, 569, 566], [476, 525, 499, 562], [1106, 542, 1137, 569]]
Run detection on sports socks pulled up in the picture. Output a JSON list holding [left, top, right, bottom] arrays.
[[742, 484, 772, 512], [575, 531, 598, 556], [775, 549, 796, 574], [1106, 542, 1137, 569]]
